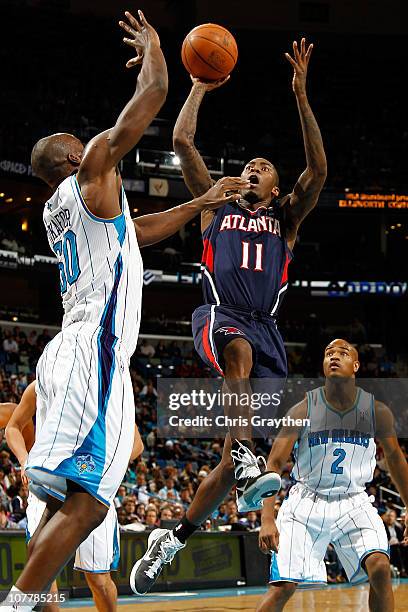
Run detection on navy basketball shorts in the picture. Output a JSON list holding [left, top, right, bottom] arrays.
[[192, 303, 288, 379]]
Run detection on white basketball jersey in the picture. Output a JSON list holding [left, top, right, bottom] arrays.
[[43, 174, 143, 356], [292, 386, 377, 496]]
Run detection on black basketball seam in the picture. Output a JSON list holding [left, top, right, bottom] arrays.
[[191, 34, 237, 62], [182, 43, 194, 75], [187, 38, 224, 75]]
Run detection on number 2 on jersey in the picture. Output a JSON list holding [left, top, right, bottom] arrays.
[[53, 230, 80, 294], [240, 241, 263, 271], [330, 448, 346, 474]]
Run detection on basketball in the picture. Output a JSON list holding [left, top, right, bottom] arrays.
[[181, 23, 238, 82]]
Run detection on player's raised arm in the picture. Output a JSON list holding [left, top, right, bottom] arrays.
[[78, 11, 167, 196], [283, 38, 327, 248], [258, 399, 307, 554], [375, 401, 408, 542], [5, 381, 37, 484], [173, 77, 229, 231], [134, 175, 249, 247]]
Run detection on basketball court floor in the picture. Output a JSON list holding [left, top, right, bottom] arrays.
[[64, 581, 408, 611]]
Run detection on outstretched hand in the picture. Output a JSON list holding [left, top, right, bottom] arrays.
[[285, 37, 313, 96], [119, 10, 160, 69], [191, 75, 230, 92]]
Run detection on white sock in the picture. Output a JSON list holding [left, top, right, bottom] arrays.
[[2, 586, 36, 612]]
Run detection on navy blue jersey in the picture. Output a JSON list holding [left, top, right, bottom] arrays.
[[201, 201, 292, 314]]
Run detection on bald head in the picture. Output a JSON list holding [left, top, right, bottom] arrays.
[[31, 133, 84, 187], [325, 339, 359, 361]]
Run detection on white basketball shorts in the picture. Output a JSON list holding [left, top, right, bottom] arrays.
[[26, 322, 134, 506], [270, 482, 389, 585]]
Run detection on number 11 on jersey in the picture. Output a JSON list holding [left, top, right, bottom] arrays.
[[240, 241, 263, 271]]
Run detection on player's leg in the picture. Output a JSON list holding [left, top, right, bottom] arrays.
[[223, 338, 281, 511], [184, 433, 235, 525], [255, 582, 297, 612], [13, 486, 108, 597], [223, 337, 254, 442], [26, 495, 62, 557], [332, 492, 391, 611], [130, 427, 279, 595], [129, 320, 280, 595], [364, 552, 394, 612], [194, 307, 281, 508], [129, 434, 235, 594], [25, 495, 62, 612], [84, 573, 117, 612], [255, 485, 329, 610]]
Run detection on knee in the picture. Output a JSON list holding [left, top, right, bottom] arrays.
[[366, 553, 391, 586], [223, 339, 253, 379], [77, 501, 108, 534]]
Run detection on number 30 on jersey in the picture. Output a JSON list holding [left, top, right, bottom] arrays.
[[53, 230, 81, 294]]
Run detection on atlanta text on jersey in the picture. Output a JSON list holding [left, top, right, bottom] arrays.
[[219, 213, 281, 236]]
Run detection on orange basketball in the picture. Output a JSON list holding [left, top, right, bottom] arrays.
[[181, 23, 238, 82]]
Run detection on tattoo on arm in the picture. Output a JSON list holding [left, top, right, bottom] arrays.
[[285, 95, 327, 235], [174, 86, 214, 198]]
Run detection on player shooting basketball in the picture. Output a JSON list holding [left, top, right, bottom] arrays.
[[130, 38, 327, 595], [256, 339, 408, 612]]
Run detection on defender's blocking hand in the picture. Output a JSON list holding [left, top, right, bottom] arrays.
[[119, 10, 161, 68], [285, 37, 313, 96]]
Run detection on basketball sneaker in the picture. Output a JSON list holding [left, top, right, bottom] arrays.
[[231, 441, 281, 512], [130, 528, 185, 595]]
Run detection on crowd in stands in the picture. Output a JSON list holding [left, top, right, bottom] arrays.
[[1, 322, 400, 382], [0, 328, 407, 581]]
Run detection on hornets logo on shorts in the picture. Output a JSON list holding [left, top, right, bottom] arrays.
[[76, 454, 96, 474]]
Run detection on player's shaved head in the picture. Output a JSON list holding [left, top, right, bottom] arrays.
[[325, 339, 359, 361], [31, 133, 84, 188]]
